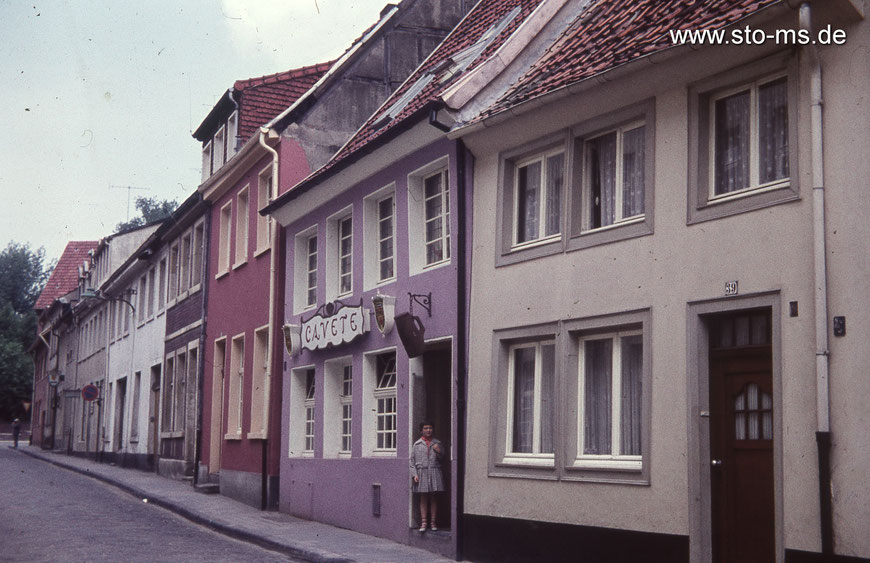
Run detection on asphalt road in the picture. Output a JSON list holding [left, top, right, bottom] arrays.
[[0, 443, 297, 562]]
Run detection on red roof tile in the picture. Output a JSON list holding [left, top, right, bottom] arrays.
[[480, 0, 781, 120], [34, 241, 98, 311], [286, 0, 545, 193], [235, 61, 334, 141]]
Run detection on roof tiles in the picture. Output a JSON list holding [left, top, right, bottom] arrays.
[[481, 0, 781, 119], [291, 0, 545, 191], [34, 241, 98, 311], [235, 61, 334, 142]]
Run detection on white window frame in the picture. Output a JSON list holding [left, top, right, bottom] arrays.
[[504, 340, 556, 466], [248, 325, 270, 439], [217, 201, 232, 277], [326, 206, 354, 301], [190, 220, 205, 293], [212, 124, 226, 173], [407, 156, 451, 275], [422, 169, 450, 268], [575, 329, 643, 471], [201, 140, 212, 183], [340, 364, 353, 456], [581, 120, 647, 233], [511, 148, 564, 249], [288, 365, 316, 458], [234, 185, 250, 268], [363, 185, 396, 290], [374, 352, 397, 453], [256, 166, 273, 256], [707, 73, 790, 202], [293, 225, 319, 314], [225, 333, 245, 439], [303, 369, 315, 455], [227, 111, 239, 159]]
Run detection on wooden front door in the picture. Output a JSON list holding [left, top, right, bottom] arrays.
[[709, 311, 774, 563]]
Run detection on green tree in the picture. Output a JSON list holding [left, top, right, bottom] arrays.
[[114, 196, 179, 232], [0, 242, 51, 421]]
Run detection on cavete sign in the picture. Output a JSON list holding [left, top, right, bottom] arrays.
[[301, 302, 370, 351]]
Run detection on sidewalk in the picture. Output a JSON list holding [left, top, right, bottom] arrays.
[[13, 445, 452, 563]]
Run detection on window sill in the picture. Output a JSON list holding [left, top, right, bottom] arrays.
[[706, 180, 790, 206], [232, 259, 248, 271], [570, 457, 642, 471], [160, 431, 183, 439], [215, 269, 230, 280], [246, 431, 267, 440], [499, 455, 555, 468], [254, 246, 270, 259], [223, 432, 242, 441], [370, 450, 397, 458], [498, 236, 563, 267]]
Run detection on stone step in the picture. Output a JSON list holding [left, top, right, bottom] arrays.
[[193, 483, 220, 495]]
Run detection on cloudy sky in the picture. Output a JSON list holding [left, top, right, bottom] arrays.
[[0, 0, 390, 264]]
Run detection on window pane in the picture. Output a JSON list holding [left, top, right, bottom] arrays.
[[545, 154, 563, 237], [714, 90, 750, 195], [539, 343, 556, 454], [516, 161, 541, 243], [588, 133, 617, 228], [620, 335, 643, 456], [622, 126, 645, 218], [758, 78, 789, 184], [584, 339, 612, 455], [512, 347, 535, 453]]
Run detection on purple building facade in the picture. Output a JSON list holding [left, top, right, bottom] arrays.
[[273, 136, 472, 556]]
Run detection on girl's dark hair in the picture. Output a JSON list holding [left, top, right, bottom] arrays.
[[419, 421, 434, 432]]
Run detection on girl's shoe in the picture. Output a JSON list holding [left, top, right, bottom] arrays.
[[418, 520, 427, 533], [430, 524, 438, 531]]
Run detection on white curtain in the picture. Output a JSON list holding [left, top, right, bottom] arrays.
[[584, 339, 612, 455], [620, 335, 643, 456], [517, 161, 541, 243], [588, 133, 617, 227], [545, 155, 563, 237], [513, 347, 536, 453], [759, 78, 789, 184], [622, 126, 645, 218], [715, 90, 750, 194], [539, 343, 555, 454]]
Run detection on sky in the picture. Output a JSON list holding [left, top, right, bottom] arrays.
[[0, 0, 391, 265]]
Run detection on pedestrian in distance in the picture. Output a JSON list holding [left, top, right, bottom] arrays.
[[411, 421, 445, 532], [12, 418, 21, 448]]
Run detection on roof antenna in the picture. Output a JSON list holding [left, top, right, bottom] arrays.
[[109, 185, 151, 221]]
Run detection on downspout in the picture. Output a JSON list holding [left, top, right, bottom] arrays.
[[193, 208, 211, 487], [258, 127, 280, 510], [455, 139, 469, 560], [800, 3, 833, 558]]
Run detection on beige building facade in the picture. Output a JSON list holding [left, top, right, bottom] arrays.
[[458, 1, 869, 561]]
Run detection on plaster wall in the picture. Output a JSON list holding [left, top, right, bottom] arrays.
[[278, 138, 468, 551], [460, 7, 868, 558]]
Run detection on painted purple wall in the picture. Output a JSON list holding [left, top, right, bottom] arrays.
[[279, 137, 472, 552]]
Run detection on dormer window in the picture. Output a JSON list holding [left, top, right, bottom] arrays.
[[227, 111, 239, 158], [442, 5, 521, 82], [212, 125, 226, 173], [202, 141, 212, 182]]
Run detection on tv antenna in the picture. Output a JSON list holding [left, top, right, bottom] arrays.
[[109, 185, 151, 221]]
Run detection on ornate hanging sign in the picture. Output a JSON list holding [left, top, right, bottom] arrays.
[[282, 323, 301, 357], [301, 300, 370, 351]]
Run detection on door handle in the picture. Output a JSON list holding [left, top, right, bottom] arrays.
[[711, 459, 723, 467]]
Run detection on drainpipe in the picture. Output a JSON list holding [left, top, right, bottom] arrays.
[[455, 139, 470, 560], [800, 3, 833, 558], [258, 127, 280, 510], [193, 209, 210, 487]]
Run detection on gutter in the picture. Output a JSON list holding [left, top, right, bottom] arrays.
[[799, 3, 834, 557], [258, 127, 281, 510]]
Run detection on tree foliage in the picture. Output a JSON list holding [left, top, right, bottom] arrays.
[[115, 196, 179, 233], [0, 242, 51, 421]]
